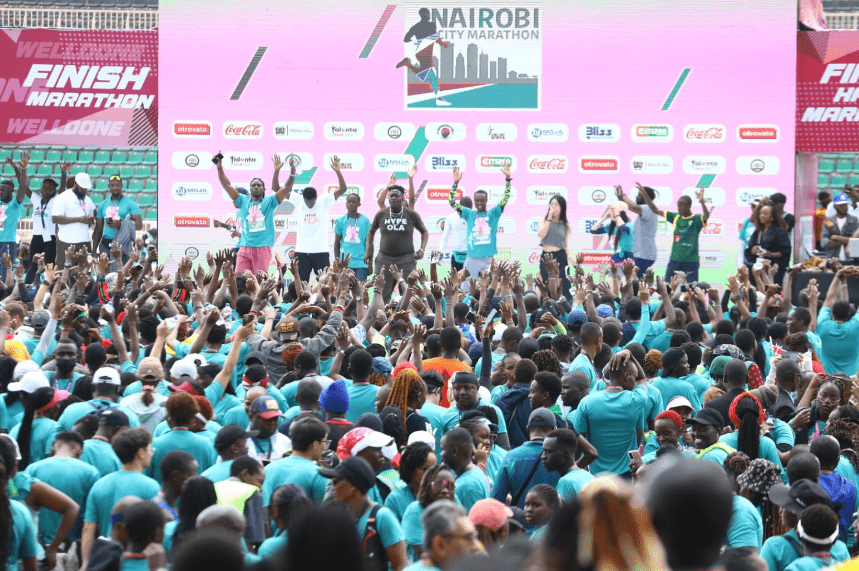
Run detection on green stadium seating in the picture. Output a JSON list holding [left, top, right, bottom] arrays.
[[127, 152, 143, 165], [110, 152, 126, 164], [45, 151, 61, 163], [96, 180, 109, 192], [143, 152, 157, 165], [153, 166, 158, 176], [25, 166, 34, 177], [831, 174, 848, 187], [848, 175, 859, 187], [836, 160, 853, 173], [90, 194, 104, 206], [87, 166, 101, 178], [135, 166, 151, 178], [1, 165, 13, 177], [822, 153, 840, 159], [0, 151, 9, 163], [69, 166, 86, 176], [144, 180, 157, 193], [145, 209, 157, 221], [103, 166, 119, 178], [22, 195, 32, 207], [129, 181, 143, 191], [28, 151, 44, 163], [61, 151, 77, 164], [36, 165, 52, 177], [138, 195, 153, 207], [11, 151, 21, 163], [94, 151, 110, 165], [819, 174, 831, 188], [119, 167, 135, 179], [819, 160, 836, 173], [28, 179, 40, 191], [78, 151, 94, 164], [33, 145, 49, 151]]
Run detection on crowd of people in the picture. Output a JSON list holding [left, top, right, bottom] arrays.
[[3, 150, 859, 571]]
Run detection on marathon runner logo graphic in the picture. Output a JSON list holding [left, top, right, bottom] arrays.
[[398, 4, 541, 109]]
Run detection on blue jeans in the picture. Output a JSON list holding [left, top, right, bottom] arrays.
[[351, 267, 368, 282], [0, 242, 18, 281], [665, 260, 700, 283], [634, 257, 655, 279]]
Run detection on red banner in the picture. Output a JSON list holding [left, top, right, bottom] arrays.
[[797, 31, 859, 152], [0, 28, 157, 147]]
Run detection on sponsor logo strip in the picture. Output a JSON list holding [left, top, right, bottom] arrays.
[[230, 47, 267, 101], [661, 67, 691, 111]]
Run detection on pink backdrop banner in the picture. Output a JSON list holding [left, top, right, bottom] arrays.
[[158, 0, 796, 282], [0, 28, 158, 147]]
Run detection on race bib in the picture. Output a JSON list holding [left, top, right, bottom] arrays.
[[345, 224, 360, 243], [247, 204, 266, 233], [473, 215, 491, 246]]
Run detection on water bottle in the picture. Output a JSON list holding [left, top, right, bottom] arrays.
[[222, 303, 232, 323], [104, 301, 114, 315]]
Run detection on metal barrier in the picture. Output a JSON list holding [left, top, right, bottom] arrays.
[[826, 12, 859, 28], [0, 7, 158, 29]]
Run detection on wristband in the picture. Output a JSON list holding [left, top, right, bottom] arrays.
[[334, 305, 345, 313]]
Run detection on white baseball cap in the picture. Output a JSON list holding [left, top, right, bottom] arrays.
[[12, 360, 40, 383], [93, 367, 121, 385], [170, 359, 197, 382], [7, 371, 49, 393], [74, 172, 92, 190], [407, 430, 436, 448]]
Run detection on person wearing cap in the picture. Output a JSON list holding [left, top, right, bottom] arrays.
[[119, 359, 168, 432], [687, 408, 735, 465], [572, 350, 649, 476], [318, 379, 354, 451], [491, 409, 558, 509], [763, 479, 850, 571], [247, 395, 290, 465], [57, 365, 140, 432], [51, 171, 96, 268], [80, 409, 128, 477], [821, 192, 859, 261], [825, 185, 859, 219], [336, 427, 398, 504], [201, 424, 254, 483], [441, 371, 508, 446], [262, 415, 329, 505], [21, 310, 55, 361], [81, 428, 160, 566], [320, 456, 408, 571], [745, 199, 792, 287], [220, 386, 267, 431], [146, 392, 216, 484], [468, 498, 512, 552], [541, 428, 593, 502], [642, 396, 696, 455], [91, 175, 142, 269]]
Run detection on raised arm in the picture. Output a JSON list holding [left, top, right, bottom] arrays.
[[637, 182, 664, 217], [656, 276, 677, 328], [450, 166, 463, 213], [214, 152, 239, 203], [616, 185, 642, 215], [273, 154, 296, 203], [499, 161, 512, 211], [330, 155, 348, 200], [406, 163, 416, 208], [377, 174, 395, 210], [696, 188, 710, 225], [6, 153, 29, 201]]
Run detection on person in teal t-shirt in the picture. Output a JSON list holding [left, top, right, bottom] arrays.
[[259, 483, 314, 559], [449, 163, 511, 280], [541, 428, 593, 501], [726, 494, 764, 549], [216, 153, 294, 274], [334, 193, 372, 281], [91, 176, 142, 267], [0, 174, 25, 280], [119, 501, 166, 571], [146, 394, 216, 484], [262, 416, 329, 504]]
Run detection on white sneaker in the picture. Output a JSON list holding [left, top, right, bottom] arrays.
[[435, 97, 451, 106]]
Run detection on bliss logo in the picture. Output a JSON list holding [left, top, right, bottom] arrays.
[[578, 124, 620, 142]]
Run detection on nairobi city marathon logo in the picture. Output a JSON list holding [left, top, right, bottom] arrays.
[[394, 5, 541, 109]]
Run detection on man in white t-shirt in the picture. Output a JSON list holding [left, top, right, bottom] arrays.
[[276, 156, 348, 282], [52, 172, 96, 267], [439, 196, 471, 272]]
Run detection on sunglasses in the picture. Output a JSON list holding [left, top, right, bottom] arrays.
[[109, 175, 121, 181], [433, 479, 454, 492]]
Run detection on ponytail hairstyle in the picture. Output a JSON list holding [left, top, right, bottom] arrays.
[[17, 387, 56, 469], [173, 476, 217, 550], [380, 405, 405, 450], [729, 394, 765, 461], [270, 484, 314, 534], [609, 210, 630, 250]]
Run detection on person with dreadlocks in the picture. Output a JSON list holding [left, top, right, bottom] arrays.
[[385, 368, 431, 439], [826, 418, 859, 499], [720, 393, 785, 481]]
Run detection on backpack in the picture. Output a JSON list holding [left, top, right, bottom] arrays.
[[362, 504, 388, 571]]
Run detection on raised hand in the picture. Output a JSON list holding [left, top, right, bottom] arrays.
[[330, 155, 341, 172], [452, 165, 463, 184], [272, 154, 283, 171], [500, 160, 512, 178], [407, 164, 418, 179]]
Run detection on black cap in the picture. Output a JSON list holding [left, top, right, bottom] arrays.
[[685, 408, 724, 428], [98, 409, 129, 428], [319, 456, 376, 494], [528, 407, 556, 428], [451, 371, 479, 386], [246, 351, 267, 365], [507, 506, 527, 530], [214, 424, 259, 452], [768, 479, 832, 515], [197, 363, 222, 377]]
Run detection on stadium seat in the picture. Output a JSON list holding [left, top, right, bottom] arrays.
[[129, 181, 144, 191], [110, 152, 126, 164], [144, 180, 157, 193], [70, 0, 87, 6], [28, 151, 44, 163], [119, 166, 135, 179], [819, 160, 835, 173], [36, 165, 51, 177], [116, 0, 132, 7], [91, 0, 117, 6], [45, 151, 61, 164], [61, 151, 77, 164], [69, 165, 86, 176], [0, 151, 9, 163], [152, 166, 158, 177], [145, 209, 157, 220], [138, 195, 154, 207], [849, 175, 859, 187], [831, 174, 848, 187], [1, 165, 13, 177], [53, 0, 71, 6], [143, 152, 157, 165], [3, 0, 23, 5], [87, 166, 102, 178], [28, 180, 40, 191], [96, 180, 109, 192], [836, 160, 853, 173], [94, 151, 110, 165], [90, 194, 104, 206], [127, 152, 143, 165], [78, 151, 94, 164], [132, 0, 148, 6], [818, 174, 831, 189], [25, 166, 35, 177], [103, 166, 119, 178], [135, 166, 151, 178]]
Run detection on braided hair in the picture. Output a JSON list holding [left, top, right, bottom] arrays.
[[723, 451, 751, 493], [18, 387, 56, 469], [398, 443, 434, 489], [532, 350, 562, 376], [824, 418, 859, 476], [417, 463, 455, 508], [385, 369, 424, 431], [731, 395, 764, 461]]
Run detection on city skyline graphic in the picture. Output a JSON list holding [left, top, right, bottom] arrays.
[[407, 41, 540, 85]]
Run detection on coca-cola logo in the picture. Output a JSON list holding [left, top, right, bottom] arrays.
[[529, 157, 567, 170], [684, 124, 726, 143], [224, 124, 262, 136], [528, 252, 542, 264]]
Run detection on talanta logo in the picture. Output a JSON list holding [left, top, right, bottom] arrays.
[[324, 122, 364, 141], [173, 121, 211, 138], [174, 215, 210, 228], [631, 125, 673, 142], [683, 156, 726, 174], [528, 156, 568, 173], [225, 152, 263, 170], [683, 124, 726, 143], [527, 186, 567, 205], [476, 123, 518, 142], [578, 157, 618, 172], [223, 122, 263, 139], [737, 125, 779, 142]]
